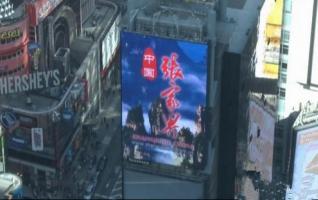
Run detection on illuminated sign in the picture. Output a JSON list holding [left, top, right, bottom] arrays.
[[0, 69, 60, 95], [101, 15, 121, 71], [292, 126, 318, 199], [247, 100, 275, 182], [121, 31, 208, 169], [255, 0, 283, 79], [0, 28, 21, 42]]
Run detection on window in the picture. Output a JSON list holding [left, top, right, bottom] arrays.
[[283, 30, 290, 43], [280, 73, 287, 83], [279, 87, 286, 98], [282, 62, 287, 70], [282, 45, 289, 54]]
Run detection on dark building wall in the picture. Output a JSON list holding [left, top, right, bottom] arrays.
[[217, 52, 241, 198], [124, 169, 204, 199]]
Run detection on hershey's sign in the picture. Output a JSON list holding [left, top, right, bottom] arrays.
[[0, 69, 60, 95]]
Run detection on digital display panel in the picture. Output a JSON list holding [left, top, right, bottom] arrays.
[[121, 31, 208, 169], [292, 126, 318, 199]]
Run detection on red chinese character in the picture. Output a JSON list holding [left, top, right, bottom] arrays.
[[141, 47, 157, 81], [163, 113, 180, 133], [160, 53, 184, 82], [160, 83, 181, 111]]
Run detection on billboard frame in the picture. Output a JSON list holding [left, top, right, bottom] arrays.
[[120, 30, 210, 173]]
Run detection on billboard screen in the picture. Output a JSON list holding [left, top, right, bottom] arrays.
[[121, 31, 208, 169], [255, 0, 283, 79], [292, 126, 318, 199], [247, 100, 275, 182]]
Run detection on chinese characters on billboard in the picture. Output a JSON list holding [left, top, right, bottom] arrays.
[[292, 126, 318, 200], [255, 0, 283, 79], [247, 100, 275, 182], [121, 31, 208, 169]]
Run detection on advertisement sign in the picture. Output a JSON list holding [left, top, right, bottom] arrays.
[[0, 17, 28, 44], [0, 28, 22, 43], [247, 100, 275, 182], [255, 0, 283, 79], [121, 31, 208, 169], [31, 128, 44, 151], [291, 126, 318, 199], [0, 69, 60, 95], [101, 15, 121, 71], [28, 0, 64, 26]]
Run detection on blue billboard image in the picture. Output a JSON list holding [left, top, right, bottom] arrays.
[[121, 31, 208, 169]]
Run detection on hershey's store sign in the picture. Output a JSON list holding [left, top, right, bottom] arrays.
[[0, 69, 60, 95]]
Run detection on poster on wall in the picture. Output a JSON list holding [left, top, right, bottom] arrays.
[[121, 31, 208, 170], [247, 100, 275, 182], [291, 126, 318, 200], [31, 128, 43, 151]]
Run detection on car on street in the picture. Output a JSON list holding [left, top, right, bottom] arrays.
[[97, 156, 108, 173]]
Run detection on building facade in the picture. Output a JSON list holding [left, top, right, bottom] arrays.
[[0, 0, 121, 191], [0, 1, 29, 77]]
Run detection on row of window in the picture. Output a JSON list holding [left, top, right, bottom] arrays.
[[0, 65, 25, 77], [0, 48, 25, 61]]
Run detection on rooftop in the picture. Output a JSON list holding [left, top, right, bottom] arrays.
[[250, 93, 277, 116], [82, 0, 116, 40]]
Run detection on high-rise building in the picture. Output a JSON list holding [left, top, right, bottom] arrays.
[[277, 0, 318, 199], [122, 0, 265, 199]]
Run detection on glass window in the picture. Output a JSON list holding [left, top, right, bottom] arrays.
[[282, 45, 289, 55], [279, 87, 286, 98], [282, 30, 290, 43]]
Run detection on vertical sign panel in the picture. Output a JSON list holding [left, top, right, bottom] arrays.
[[31, 128, 43, 151], [255, 0, 283, 79]]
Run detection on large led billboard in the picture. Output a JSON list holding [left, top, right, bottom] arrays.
[[292, 126, 318, 199], [121, 31, 208, 169], [247, 100, 275, 182], [255, 0, 283, 79]]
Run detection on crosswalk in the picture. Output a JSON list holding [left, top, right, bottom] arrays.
[[109, 169, 122, 199]]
